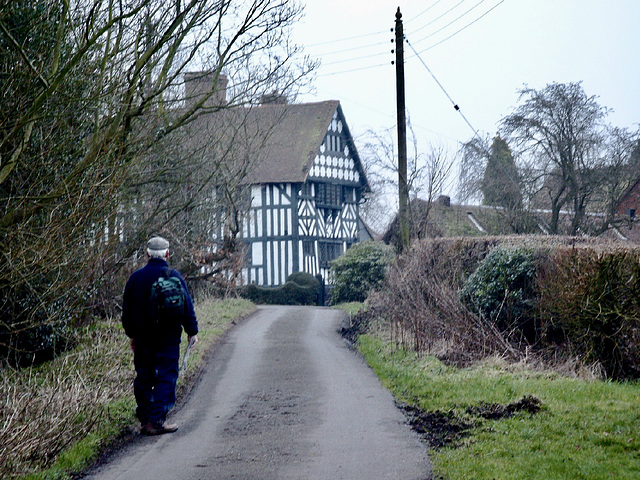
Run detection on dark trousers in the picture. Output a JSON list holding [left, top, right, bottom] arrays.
[[133, 342, 180, 426]]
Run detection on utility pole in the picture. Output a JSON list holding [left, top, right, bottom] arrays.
[[395, 7, 410, 252]]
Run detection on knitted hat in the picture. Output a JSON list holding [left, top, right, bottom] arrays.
[[147, 236, 170, 250]]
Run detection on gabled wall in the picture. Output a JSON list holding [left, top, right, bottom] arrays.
[[616, 180, 640, 218], [241, 110, 364, 286]]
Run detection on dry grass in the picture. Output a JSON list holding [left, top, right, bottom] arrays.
[[0, 321, 133, 478], [0, 297, 255, 479], [368, 238, 513, 364]]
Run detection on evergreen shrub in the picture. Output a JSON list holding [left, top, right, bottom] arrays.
[[460, 245, 540, 343], [242, 272, 320, 305], [330, 241, 395, 304], [286, 271, 319, 289]]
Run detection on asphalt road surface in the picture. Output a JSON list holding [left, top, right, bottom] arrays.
[[84, 306, 431, 480]]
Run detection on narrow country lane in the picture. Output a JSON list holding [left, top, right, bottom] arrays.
[[83, 306, 431, 480]]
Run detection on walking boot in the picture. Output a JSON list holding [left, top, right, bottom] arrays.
[[141, 422, 178, 435]]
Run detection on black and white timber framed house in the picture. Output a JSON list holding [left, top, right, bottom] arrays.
[[184, 73, 371, 287], [242, 101, 371, 286]]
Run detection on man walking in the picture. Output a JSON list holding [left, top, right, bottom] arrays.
[[122, 236, 198, 435]]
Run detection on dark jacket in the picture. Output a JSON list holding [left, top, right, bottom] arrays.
[[122, 258, 198, 346]]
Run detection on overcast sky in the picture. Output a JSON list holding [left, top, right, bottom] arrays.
[[291, 0, 640, 198]]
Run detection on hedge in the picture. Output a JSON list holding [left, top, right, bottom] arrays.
[[241, 272, 320, 305], [373, 236, 640, 379]]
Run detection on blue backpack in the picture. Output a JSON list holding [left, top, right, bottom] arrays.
[[149, 268, 186, 324]]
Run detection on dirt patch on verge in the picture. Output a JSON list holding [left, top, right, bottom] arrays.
[[397, 402, 475, 450], [466, 395, 542, 420], [397, 395, 542, 450]]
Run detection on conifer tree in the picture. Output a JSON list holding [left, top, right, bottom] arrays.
[[481, 135, 522, 209]]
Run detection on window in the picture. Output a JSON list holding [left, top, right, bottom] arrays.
[[325, 133, 343, 153], [316, 183, 342, 208], [303, 240, 314, 257], [342, 186, 355, 203], [318, 241, 342, 268]]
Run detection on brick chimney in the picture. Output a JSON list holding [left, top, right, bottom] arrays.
[[437, 195, 451, 207], [260, 91, 288, 105], [183, 71, 227, 110]]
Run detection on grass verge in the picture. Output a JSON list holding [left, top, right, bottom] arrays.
[[1, 298, 255, 480], [358, 334, 640, 480]]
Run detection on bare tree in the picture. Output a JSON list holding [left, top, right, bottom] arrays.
[[0, 0, 315, 361], [359, 119, 455, 243], [500, 82, 608, 235], [412, 143, 454, 240], [457, 134, 490, 205], [356, 130, 389, 234], [593, 126, 640, 232]]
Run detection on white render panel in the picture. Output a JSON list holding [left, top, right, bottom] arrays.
[[252, 242, 263, 266], [310, 147, 361, 183], [257, 210, 263, 237], [266, 209, 272, 237], [275, 208, 280, 236], [278, 208, 283, 236], [298, 242, 304, 272], [281, 242, 287, 283], [266, 241, 272, 285], [282, 208, 286, 236], [288, 240, 293, 276], [249, 210, 255, 238], [251, 186, 262, 207], [273, 241, 280, 285]]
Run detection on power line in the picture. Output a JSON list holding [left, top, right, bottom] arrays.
[[298, 1, 504, 78], [304, 29, 388, 49], [412, 0, 488, 45], [301, 0, 468, 51], [417, 0, 506, 53], [309, 39, 389, 60], [405, 0, 446, 24], [304, 1, 505, 75], [409, 0, 468, 36], [316, 62, 389, 78], [404, 36, 481, 145], [404, 35, 523, 194], [321, 50, 389, 67]]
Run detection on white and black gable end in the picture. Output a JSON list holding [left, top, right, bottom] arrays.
[[241, 102, 369, 287]]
